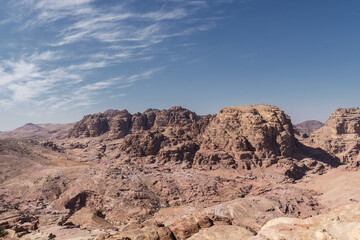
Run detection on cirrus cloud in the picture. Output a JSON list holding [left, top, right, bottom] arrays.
[[0, 0, 233, 111]]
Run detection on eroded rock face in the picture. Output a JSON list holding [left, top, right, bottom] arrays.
[[199, 105, 297, 163], [68, 113, 111, 138], [188, 225, 254, 240], [327, 108, 360, 135], [0, 209, 38, 238], [109, 214, 232, 240], [305, 108, 360, 166], [120, 131, 166, 157], [68, 105, 300, 170], [68, 106, 205, 140], [107, 110, 133, 139]]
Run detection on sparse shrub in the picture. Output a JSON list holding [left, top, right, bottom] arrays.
[[0, 227, 8, 238], [48, 233, 56, 239]]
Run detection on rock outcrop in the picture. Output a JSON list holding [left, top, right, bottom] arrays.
[[68, 105, 300, 170], [305, 108, 360, 166], [188, 225, 253, 240], [68, 106, 205, 139], [0, 209, 38, 238], [108, 214, 233, 240], [251, 203, 360, 240], [197, 105, 297, 169]]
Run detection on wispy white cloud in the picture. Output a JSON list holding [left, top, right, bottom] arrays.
[[35, 0, 95, 9], [0, 58, 82, 104], [43, 68, 159, 111], [0, 48, 161, 111], [27, 51, 64, 62], [0, 0, 232, 111], [127, 68, 163, 83], [67, 61, 108, 71]]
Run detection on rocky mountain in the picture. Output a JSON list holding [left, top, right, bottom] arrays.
[[294, 120, 324, 137], [200, 105, 296, 159], [0, 123, 74, 140], [1, 104, 360, 240], [68, 105, 302, 170], [303, 108, 360, 166], [68, 106, 207, 139]]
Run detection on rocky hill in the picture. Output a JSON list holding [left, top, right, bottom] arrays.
[[0, 123, 73, 140], [68, 106, 206, 139], [294, 120, 324, 137], [200, 105, 296, 159], [303, 108, 360, 166], [68, 105, 302, 170]]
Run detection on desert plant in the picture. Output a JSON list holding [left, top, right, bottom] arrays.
[[0, 227, 8, 238]]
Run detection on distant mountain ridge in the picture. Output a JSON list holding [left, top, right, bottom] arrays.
[[294, 120, 325, 137], [68, 105, 298, 165], [0, 122, 74, 140]]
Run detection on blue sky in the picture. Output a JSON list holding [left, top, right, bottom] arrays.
[[0, 0, 359, 130]]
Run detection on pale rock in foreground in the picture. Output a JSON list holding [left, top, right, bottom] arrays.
[[251, 203, 360, 240], [188, 225, 254, 240]]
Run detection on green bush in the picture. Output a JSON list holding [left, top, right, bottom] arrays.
[[0, 227, 8, 238]]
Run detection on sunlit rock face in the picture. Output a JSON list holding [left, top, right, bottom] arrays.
[[200, 104, 296, 159], [307, 108, 360, 166]]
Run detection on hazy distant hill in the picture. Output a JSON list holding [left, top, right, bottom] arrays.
[[294, 120, 325, 137], [0, 122, 74, 140]]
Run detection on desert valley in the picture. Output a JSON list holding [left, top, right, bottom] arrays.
[[1, 104, 360, 240], [1, 0, 359, 239]]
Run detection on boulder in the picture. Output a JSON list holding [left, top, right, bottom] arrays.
[[251, 203, 360, 240]]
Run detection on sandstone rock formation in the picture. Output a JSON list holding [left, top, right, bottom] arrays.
[[196, 105, 297, 169], [201, 105, 296, 157], [110, 214, 232, 240], [68, 105, 303, 171], [305, 108, 360, 166], [251, 203, 360, 240], [68, 106, 206, 139], [188, 225, 253, 240], [0, 209, 38, 238]]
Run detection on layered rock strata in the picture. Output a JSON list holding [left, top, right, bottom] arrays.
[[306, 108, 360, 166], [68, 105, 300, 170]]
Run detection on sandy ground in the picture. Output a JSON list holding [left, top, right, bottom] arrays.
[[297, 165, 360, 211]]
